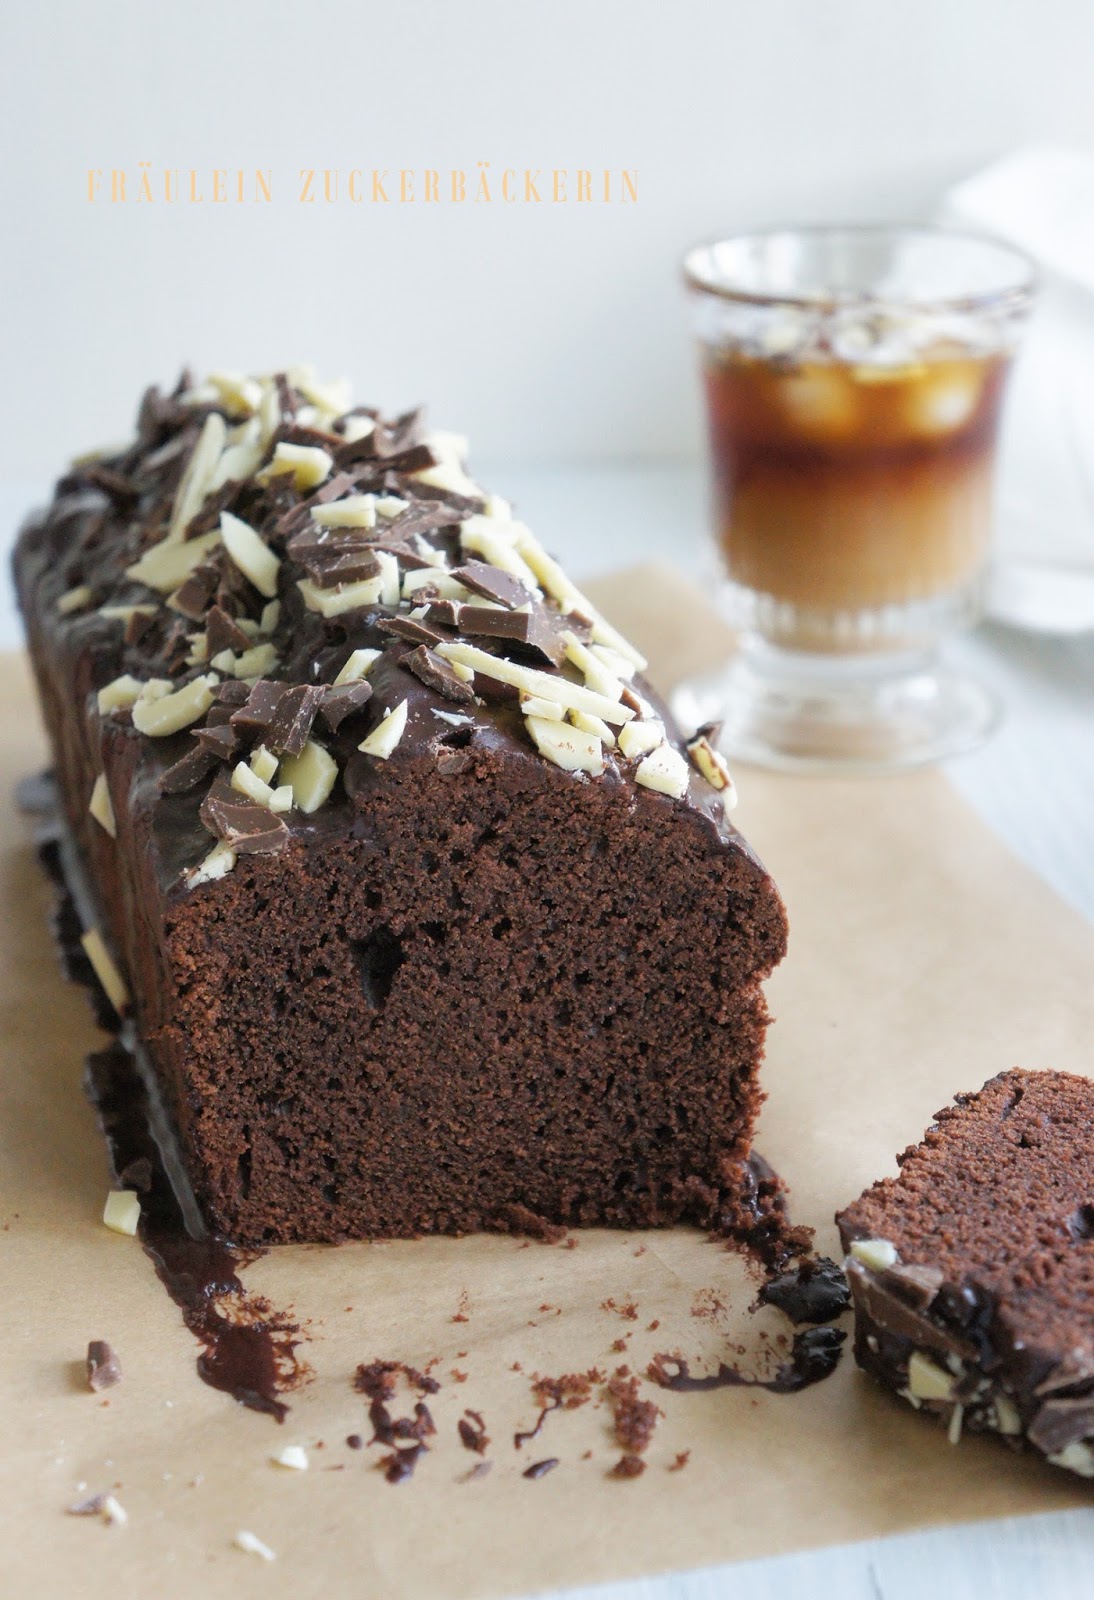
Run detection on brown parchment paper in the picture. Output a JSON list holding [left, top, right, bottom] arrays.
[[1, 564, 1091, 1600]]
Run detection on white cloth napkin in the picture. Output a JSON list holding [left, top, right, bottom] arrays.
[[942, 147, 1094, 577]]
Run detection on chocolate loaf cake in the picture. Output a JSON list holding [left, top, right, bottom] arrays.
[[14, 367, 787, 1245], [837, 1069, 1094, 1480]]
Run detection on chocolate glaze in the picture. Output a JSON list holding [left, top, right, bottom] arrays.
[[648, 1328, 846, 1396]]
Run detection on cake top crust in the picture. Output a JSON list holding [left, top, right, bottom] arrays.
[[838, 1068, 1094, 1377], [16, 367, 749, 892]]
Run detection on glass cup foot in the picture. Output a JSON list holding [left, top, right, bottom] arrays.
[[670, 641, 1000, 775]]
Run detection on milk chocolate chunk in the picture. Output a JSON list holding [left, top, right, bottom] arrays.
[[450, 561, 532, 609], [195, 721, 241, 759], [206, 604, 253, 657], [170, 556, 221, 622], [263, 684, 325, 757], [318, 680, 374, 732], [86, 1340, 122, 1392], [229, 680, 292, 735], [379, 616, 447, 647], [451, 604, 565, 665], [838, 1069, 1094, 1481], [199, 775, 290, 853], [160, 743, 220, 795], [401, 645, 476, 704]]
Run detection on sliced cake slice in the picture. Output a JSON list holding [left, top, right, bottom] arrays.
[[837, 1069, 1094, 1479]]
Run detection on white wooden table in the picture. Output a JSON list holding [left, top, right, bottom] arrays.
[[2, 470, 1092, 1599]]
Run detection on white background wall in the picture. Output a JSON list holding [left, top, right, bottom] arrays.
[[4, 0, 1094, 480]]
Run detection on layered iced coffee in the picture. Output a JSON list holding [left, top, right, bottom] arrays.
[[679, 227, 1035, 770], [700, 304, 1016, 651]]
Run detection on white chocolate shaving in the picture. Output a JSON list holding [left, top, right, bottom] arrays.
[[126, 529, 221, 593], [561, 630, 625, 701], [297, 576, 384, 617], [588, 643, 637, 682], [98, 604, 158, 623], [131, 675, 216, 736], [413, 432, 480, 499], [207, 371, 262, 416], [634, 742, 690, 799], [341, 415, 376, 445], [186, 841, 237, 887], [458, 516, 541, 592], [89, 774, 116, 837], [525, 715, 604, 776], [358, 701, 408, 759], [259, 599, 281, 635], [376, 495, 408, 518], [271, 1445, 310, 1472], [401, 567, 468, 602], [617, 719, 666, 759], [312, 495, 376, 529], [334, 648, 381, 686], [434, 642, 635, 726], [295, 371, 352, 418], [250, 745, 278, 784], [377, 550, 401, 607], [1048, 1442, 1094, 1478], [231, 761, 293, 812], [850, 1238, 899, 1271], [81, 929, 130, 1014], [210, 643, 279, 680], [520, 694, 565, 721], [96, 674, 145, 714], [686, 734, 739, 812], [257, 442, 332, 490], [219, 511, 280, 599], [280, 740, 337, 813], [168, 412, 227, 542], [907, 1351, 958, 1402], [57, 584, 93, 615], [234, 1530, 276, 1562], [570, 710, 616, 748], [210, 419, 266, 491], [102, 1189, 141, 1237]]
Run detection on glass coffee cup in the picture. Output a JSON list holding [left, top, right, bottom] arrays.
[[673, 225, 1036, 772]]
